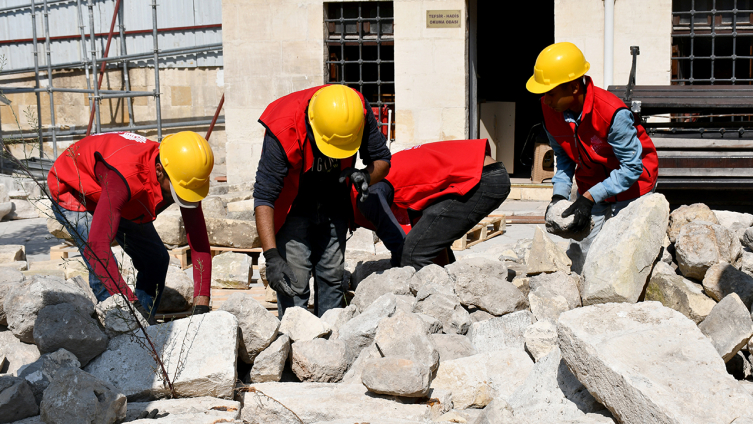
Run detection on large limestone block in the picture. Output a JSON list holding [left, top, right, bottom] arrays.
[[446, 258, 526, 316], [0, 245, 25, 263], [645, 273, 715, 324], [33, 303, 108, 366], [18, 348, 80, 405], [413, 288, 470, 335], [468, 310, 533, 353], [0, 332, 40, 376], [676, 221, 742, 280], [40, 367, 126, 424], [226, 199, 255, 213], [337, 294, 397, 360], [558, 302, 753, 424], [4, 275, 95, 343], [430, 349, 534, 409], [0, 376, 39, 423], [668, 203, 720, 243], [581, 193, 669, 305], [373, 310, 439, 373], [703, 262, 753, 309], [125, 397, 241, 422], [240, 382, 451, 423], [430, 334, 476, 361], [249, 334, 290, 383], [153, 209, 186, 246], [352, 266, 414, 312], [699, 293, 753, 362], [211, 251, 252, 289], [0, 268, 24, 325], [526, 226, 572, 274], [220, 292, 279, 364], [361, 357, 431, 397], [291, 338, 349, 383], [85, 311, 239, 400], [279, 306, 330, 342], [204, 217, 260, 248]]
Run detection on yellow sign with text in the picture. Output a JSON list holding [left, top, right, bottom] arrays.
[[426, 10, 461, 28]]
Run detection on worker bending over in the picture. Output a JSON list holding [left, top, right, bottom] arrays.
[[254, 85, 391, 317], [354, 139, 510, 270], [527, 42, 658, 272], [48, 131, 214, 322]]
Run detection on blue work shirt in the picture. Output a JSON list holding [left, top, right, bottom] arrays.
[[546, 108, 644, 204]]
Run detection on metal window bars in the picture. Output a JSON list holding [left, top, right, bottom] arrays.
[[0, 0, 224, 171], [325, 1, 395, 142]]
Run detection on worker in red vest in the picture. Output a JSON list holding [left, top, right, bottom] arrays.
[[48, 131, 214, 322], [353, 139, 510, 270], [527, 42, 659, 272], [253, 85, 391, 317]]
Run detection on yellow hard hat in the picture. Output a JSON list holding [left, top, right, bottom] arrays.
[[159, 131, 214, 205], [526, 42, 591, 94], [308, 85, 365, 159]]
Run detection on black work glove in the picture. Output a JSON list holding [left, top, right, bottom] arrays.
[[264, 248, 298, 298], [137, 409, 162, 419], [546, 194, 567, 216], [339, 168, 371, 202], [561, 195, 595, 232], [193, 305, 210, 315]]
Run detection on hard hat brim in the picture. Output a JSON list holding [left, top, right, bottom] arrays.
[[168, 175, 210, 204], [526, 75, 554, 94], [312, 123, 365, 160]]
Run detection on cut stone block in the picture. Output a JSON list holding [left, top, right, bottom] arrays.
[[526, 226, 572, 274], [211, 251, 252, 289], [204, 217, 260, 248], [698, 293, 753, 362], [125, 397, 241, 423], [7, 199, 38, 220], [646, 272, 716, 324]]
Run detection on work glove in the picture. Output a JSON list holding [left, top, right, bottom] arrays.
[[193, 305, 210, 315], [339, 168, 371, 202], [137, 409, 163, 419], [264, 248, 298, 298], [546, 194, 567, 216], [561, 195, 595, 232]]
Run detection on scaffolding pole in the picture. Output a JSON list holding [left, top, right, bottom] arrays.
[[119, 0, 134, 127], [1, 118, 224, 140], [43, 0, 57, 158], [87, 0, 101, 134], [86, 0, 122, 136], [152, 0, 162, 141], [30, 0, 44, 159], [75, 0, 93, 125]]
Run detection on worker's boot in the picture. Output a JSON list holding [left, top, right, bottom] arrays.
[[130, 300, 155, 325]]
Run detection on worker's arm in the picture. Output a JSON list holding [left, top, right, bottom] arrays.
[[84, 161, 138, 302], [255, 205, 276, 251], [545, 127, 576, 200], [180, 205, 211, 306], [587, 109, 644, 204], [359, 99, 392, 181], [253, 131, 290, 252], [365, 159, 390, 185]]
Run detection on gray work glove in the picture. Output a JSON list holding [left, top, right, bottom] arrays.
[[339, 168, 371, 201], [264, 248, 297, 298], [137, 409, 162, 419]]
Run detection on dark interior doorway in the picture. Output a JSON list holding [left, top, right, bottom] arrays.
[[475, 1, 555, 178]]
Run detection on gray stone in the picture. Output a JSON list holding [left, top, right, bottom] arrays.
[[85, 311, 239, 400], [125, 397, 241, 423], [430, 334, 476, 361], [0, 376, 38, 423], [340, 343, 381, 385], [511, 276, 530, 297], [0, 268, 23, 326], [0, 332, 40, 376], [40, 367, 126, 424], [279, 306, 330, 342], [395, 294, 416, 314], [545, 200, 593, 242], [430, 349, 534, 410], [320, 305, 358, 340], [220, 292, 280, 364], [46, 218, 72, 243], [524, 320, 559, 362], [743, 227, 753, 252], [651, 260, 677, 278], [581, 193, 670, 305], [526, 226, 572, 274], [741, 251, 753, 277], [204, 217, 260, 248], [201, 196, 227, 219], [445, 258, 526, 316], [471, 399, 516, 424], [345, 255, 392, 291], [346, 227, 376, 255], [373, 310, 439, 373], [668, 203, 720, 243], [0, 245, 25, 263], [95, 294, 149, 339], [211, 251, 252, 289], [6, 200, 38, 220], [408, 264, 452, 295], [715, 210, 753, 230], [66, 276, 97, 305], [698, 293, 753, 362], [352, 266, 414, 312], [337, 294, 397, 361], [703, 262, 753, 309], [291, 338, 349, 383], [413, 289, 470, 335], [469, 308, 494, 323], [676, 221, 742, 281], [646, 272, 716, 324], [468, 310, 533, 353], [33, 303, 107, 367], [528, 271, 581, 323], [558, 301, 753, 424], [362, 357, 431, 397], [416, 313, 443, 334], [4, 275, 94, 343], [18, 349, 80, 405], [249, 335, 290, 383], [153, 208, 186, 246], [0, 202, 12, 221], [157, 266, 193, 313]]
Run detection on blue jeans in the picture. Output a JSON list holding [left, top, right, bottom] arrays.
[[51, 202, 168, 315], [275, 212, 348, 318]]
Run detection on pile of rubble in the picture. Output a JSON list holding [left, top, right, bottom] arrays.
[[5, 192, 753, 423]]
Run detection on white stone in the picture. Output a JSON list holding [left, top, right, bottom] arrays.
[[0, 245, 25, 263], [361, 357, 431, 397], [468, 310, 533, 353], [352, 266, 414, 312], [524, 320, 559, 362], [153, 209, 186, 246], [220, 292, 280, 363], [668, 203, 720, 243], [279, 306, 330, 342], [714, 210, 753, 230], [211, 251, 252, 289], [526, 226, 572, 274], [676, 221, 742, 281], [0, 331, 40, 376], [703, 262, 753, 309], [249, 334, 290, 383], [646, 272, 716, 324], [291, 338, 349, 383], [125, 397, 241, 423], [96, 294, 149, 339], [373, 310, 439, 373]]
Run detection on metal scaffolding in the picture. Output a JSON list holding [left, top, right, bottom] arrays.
[[0, 0, 224, 173]]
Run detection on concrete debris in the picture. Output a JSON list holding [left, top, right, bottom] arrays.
[[703, 261, 753, 309], [467, 310, 533, 353], [279, 306, 331, 343], [352, 266, 414, 312], [0, 375, 38, 423], [646, 272, 716, 324], [526, 226, 572, 274], [698, 293, 753, 362], [211, 251, 252, 289], [249, 334, 290, 383], [668, 203, 720, 243], [40, 367, 126, 424], [545, 199, 594, 241], [676, 221, 742, 280], [361, 357, 431, 397], [220, 292, 280, 364]]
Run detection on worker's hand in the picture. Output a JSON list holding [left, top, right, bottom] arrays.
[[263, 248, 298, 298], [546, 194, 567, 216], [339, 168, 371, 202], [561, 195, 594, 232], [137, 409, 163, 419]]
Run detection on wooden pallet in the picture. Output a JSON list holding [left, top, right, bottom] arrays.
[[451, 216, 506, 251], [170, 245, 262, 270]]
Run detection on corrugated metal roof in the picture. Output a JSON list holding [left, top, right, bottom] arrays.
[[0, 0, 222, 71]]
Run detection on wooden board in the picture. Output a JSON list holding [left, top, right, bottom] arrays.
[[451, 216, 506, 251], [49, 244, 77, 260], [170, 246, 263, 270]]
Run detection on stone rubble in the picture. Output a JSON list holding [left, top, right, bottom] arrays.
[[545, 199, 594, 242], [698, 293, 753, 362]]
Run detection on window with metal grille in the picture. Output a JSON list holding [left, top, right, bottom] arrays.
[[672, 0, 753, 85], [325, 2, 395, 142]]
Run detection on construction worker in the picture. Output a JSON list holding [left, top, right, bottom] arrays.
[[254, 85, 391, 317], [527, 42, 659, 272], [48, 131, 214, 322], [353, 139, 511, 270]]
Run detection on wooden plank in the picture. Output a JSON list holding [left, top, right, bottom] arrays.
[[451, 216, 505, 251], [49, 244, 76, 260]]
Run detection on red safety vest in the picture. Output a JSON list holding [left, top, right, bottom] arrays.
[[542, 76, 658, 202], [47, 132, 164, 224], [352, 139, 490, 233], [258, 85, 366, 233]]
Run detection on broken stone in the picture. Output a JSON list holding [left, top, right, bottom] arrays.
[[125, 397, 241, 423], [468, 310, 533, 353], [220, 292, 279, 364], [340, 343, 381, 385], [7, 199, 38, 220], [352, 266, 414, 312], [0, 268, 24, 326], [201, 196, 227, 219], [528, 271, 582, 323], [430, 334, 477, 361], [395, 294, 417, 314], [204, 217, 260, 248], [741, 251, 753, 277], [744, 228, 753, 252], [291, 338, 349, 383], [471, 399, 516, 424], [413, 289, 470, 335], [703, 262, 753, 309], [524, 320, 559, 362], [511, 276, 530, 297], [581, 193, 670, 305], [0, 375, 38, 423], [211, 251, 252, 289], [0, 332, 40, 376], [526, 226, 572, 274], [668, 203, 720, 243], [337, 294, 397, 361], [158, 266, 194, 313], [320, 305, 358, 340], [279, 306, 330, 342], [18, 348, 80, 405], [153, 208, 186, 246], [651, 260, 677, 278], [408, 264, 453, 295], [345, 255, 392, 291], [645, 272, 716, 324], [226, 199, 255, 213], [362, 357, 431, 397], [346, 227, 376, 255], [469, 308, 494, 323], [417, 313, 443, 334], [558, 301, 753, 423], [446, 258, 526, 316], [373, 310, 439, 373], [46, 218, 72, 243], [715, 210, 753, 230], [85, 311, 239, 400], [676, 221, 742, 280], [249, 334, 290, 383], [545, 200, 594, 242], [40, 367, 126, 424], [33, 303, 108, 367], [0, 261, 28, 272], [95, 294, 149, 339], [698, 293, 753, 362], [430, 349, 534, 410], [0, 244, 25, 263]]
